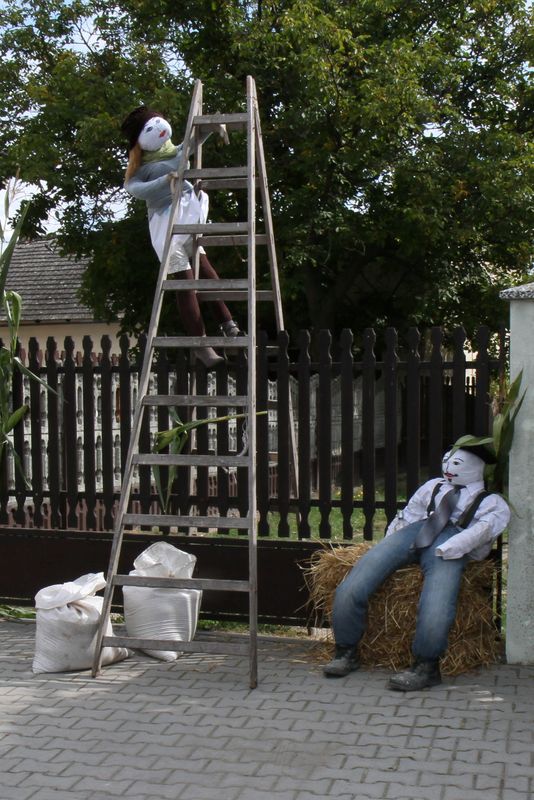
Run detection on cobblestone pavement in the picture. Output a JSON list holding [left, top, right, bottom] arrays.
[[1, 618, 533, 800]]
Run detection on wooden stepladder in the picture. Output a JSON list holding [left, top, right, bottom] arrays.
[[92, 76, 293, 689]]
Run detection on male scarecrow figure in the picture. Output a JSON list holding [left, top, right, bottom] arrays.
[[323, 441, 510, 691]]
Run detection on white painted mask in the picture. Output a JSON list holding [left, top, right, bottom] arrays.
[[441, 448, 485, 486], [138, 116, 172, 151]]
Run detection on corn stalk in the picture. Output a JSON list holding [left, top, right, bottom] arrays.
[[0, 189, 56, 485], [153, 408, 266, 513], [450, 370, 525, 494]]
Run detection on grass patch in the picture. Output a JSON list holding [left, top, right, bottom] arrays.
[[0, 605, 36, 620], [263, 505, 388, 541], [196, 619, 310, 637]]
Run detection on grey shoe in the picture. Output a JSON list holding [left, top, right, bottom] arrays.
[[192, 346, 225, 369], [220, 319, 243, 337], [323, 646, 360, 677], [388, 660, 441, 692], [220, 320, 245, 357]]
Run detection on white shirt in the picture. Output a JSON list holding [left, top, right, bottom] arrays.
[[386, 477, 510, 560]]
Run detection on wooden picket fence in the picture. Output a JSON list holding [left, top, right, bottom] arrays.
[[0, 325, 505, 540]]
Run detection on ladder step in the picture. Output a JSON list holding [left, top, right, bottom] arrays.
[[123, 512, 250, 529], [199, 290, 274, 302], [193, 112, 248, 132], [153, 335, 248, 349], [172, 222, 248, 235], [193, 234, 267, 246], [102, 636, 249, 656], [133, 453, 250, 468], [142, 394, 249, 407], [162, 280, 273, 302], [184, 167, 247, 180], [112, 575, 250, 592], [164, 279, 249, 290], [199, 178, 258, 191]]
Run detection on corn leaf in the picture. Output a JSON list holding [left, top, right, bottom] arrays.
[[5, 404, 29, 433]]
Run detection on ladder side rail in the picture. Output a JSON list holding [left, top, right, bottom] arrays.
[[188, 85, 204, 503], [253, 106, 285, 334], [253, 90, 299, 500], [192, 82, 203, 281], [246, 76, 259, 690], [159, 79, 203, 287], [92, 80, 204, 677]]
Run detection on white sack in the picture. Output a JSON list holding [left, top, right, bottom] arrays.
[[32, 572, 128, 674], [123, 542, 202, 661]]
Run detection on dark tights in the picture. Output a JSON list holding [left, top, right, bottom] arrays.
[[174, 253, 232, 336]]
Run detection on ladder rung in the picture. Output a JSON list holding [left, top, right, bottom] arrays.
[[112, 575, 249, 591], [123, 513, 250, 529], [133, 453, 250, 468], [162, 278, 274, 302], [162, 279, 273, 303], [199, 178, 258, 191], [194, 234, 267, 246], [153, 335, 248, 348], [164, 279, 249, 291], [199, 290, 273, 302], [142, 394, 249, 407], [102, 636, 249, 656], [193, 112, 248, 132], [184, 167, 248, 180], [172, 222, 248, 235]]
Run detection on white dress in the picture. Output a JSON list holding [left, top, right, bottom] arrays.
[[148, 184, 210, 274]]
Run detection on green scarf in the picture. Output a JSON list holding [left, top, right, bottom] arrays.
[[142, 139, 178, 163]]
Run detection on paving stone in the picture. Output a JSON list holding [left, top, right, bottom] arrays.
[[18, 773, 83, 791], [329, 779, 389, 798], [236, 790, 297, 800], [181, 787, 241, 800], [418, 772, 476, 789], [442, 790, 504, 800], [0, 768, 28, 785], [0, 789, 41, 800], [386, 787, 445, 800], [295, 794, 355, 800], [68, 778, 134, 796]]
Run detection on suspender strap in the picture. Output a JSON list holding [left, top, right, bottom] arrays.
[[426, 481, 445, 516], [456, 490, 491, 529], [425, 484, 491, 528]]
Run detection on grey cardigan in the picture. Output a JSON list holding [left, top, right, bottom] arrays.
[[124, 144, 196, 219]]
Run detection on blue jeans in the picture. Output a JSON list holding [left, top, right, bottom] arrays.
[[332, 522, 468, 661]]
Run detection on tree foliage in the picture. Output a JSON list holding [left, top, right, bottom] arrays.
[[0, 0, 532, 338]]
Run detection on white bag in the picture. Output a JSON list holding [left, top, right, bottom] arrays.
[[123, 542, 202, 662], [32, 572, 129, 674]]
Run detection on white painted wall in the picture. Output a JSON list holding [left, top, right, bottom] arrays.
[[0, 321, 122, 356]]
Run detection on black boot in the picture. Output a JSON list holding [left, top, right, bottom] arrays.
[[388, 660, 441, 692], [323, 645, 360, 677]]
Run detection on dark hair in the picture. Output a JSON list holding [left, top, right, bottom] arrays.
[[120, 106, 161, 151]]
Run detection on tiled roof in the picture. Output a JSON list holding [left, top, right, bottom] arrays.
[[0, 238, 95, 323]]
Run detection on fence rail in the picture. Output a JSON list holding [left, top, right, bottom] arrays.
[[0, 326, 505, 540]]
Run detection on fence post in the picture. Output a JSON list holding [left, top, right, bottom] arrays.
[[500, 284, 534, 664]]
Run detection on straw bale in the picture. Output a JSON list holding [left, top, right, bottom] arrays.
[[303, 543, 503, 675]]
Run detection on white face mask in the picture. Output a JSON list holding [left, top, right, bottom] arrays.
[[138, 117, 172, 151], [441, 448, 485, 486]]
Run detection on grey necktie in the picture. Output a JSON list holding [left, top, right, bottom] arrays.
[[413, 487, 462, 550]]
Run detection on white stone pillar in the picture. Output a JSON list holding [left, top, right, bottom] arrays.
[[501, 284, 534, 663]]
